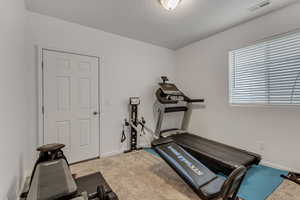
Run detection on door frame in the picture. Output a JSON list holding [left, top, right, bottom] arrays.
[[37, 46, 103, 158]]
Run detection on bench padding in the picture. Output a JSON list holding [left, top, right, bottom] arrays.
[[27, 159, 77, 200]]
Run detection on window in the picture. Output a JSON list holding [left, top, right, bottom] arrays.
[[229, 31, 300, 105]]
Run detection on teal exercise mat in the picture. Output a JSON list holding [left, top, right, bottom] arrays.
[[238, 165, 288, 200], [144, 148, 160, 157]]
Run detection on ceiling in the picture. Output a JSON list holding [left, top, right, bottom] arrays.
[[26, 0, 299, 50]]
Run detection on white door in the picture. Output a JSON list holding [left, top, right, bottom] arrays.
[[43, 49, 100, 163]]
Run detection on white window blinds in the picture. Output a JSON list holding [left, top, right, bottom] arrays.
[[229, 31, 300, 105]]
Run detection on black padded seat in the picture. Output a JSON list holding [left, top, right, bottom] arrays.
[[171, 133, 261, 174], [37, 143, 65, 152]]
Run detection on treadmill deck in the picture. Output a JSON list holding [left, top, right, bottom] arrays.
[[170, 133, 261, 173]]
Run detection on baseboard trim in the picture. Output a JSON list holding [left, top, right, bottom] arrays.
[[261, 160, 299, 173]]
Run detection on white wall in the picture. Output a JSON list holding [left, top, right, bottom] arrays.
[[0, 0, 29, 199], [175, 2, 300, 172], [26, 12, 176, 166]]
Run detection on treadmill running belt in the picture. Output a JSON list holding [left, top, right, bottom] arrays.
[[171, 133, 261, 171], [155, 143, 218, 189]]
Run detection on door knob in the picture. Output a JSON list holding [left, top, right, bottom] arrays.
[[93, 111, 99, 115]]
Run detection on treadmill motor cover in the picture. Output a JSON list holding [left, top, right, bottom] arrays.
[[27, 159, 77, 200]]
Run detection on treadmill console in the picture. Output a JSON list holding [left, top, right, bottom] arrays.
[[159, 83, 183, 96], [157, 77, 204, 104], [159, 83, 184, 101], [157, 77, 185, 103]]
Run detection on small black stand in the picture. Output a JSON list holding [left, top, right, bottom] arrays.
[[124, 97, 143, 153], [281, 172, 300, 185]]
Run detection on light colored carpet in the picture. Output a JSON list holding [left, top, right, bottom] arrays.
[[267, 179, 300, 200], [70, 151, 300, 200]]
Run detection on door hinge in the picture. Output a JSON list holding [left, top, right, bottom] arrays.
[[42, 106, 45, 114], [42, 61, 44, 69]]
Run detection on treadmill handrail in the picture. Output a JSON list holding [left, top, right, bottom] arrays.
[[165, 106, 188, 113], [184, 97, 205, 103], [156, 89, 178, 104]]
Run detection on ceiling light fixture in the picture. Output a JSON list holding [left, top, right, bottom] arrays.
[[160, 0, 181, 11]]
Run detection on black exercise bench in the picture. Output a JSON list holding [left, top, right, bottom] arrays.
[[20, 144, 118, 200]]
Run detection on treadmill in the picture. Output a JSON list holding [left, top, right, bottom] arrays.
[[153, 76, 261, 175]]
